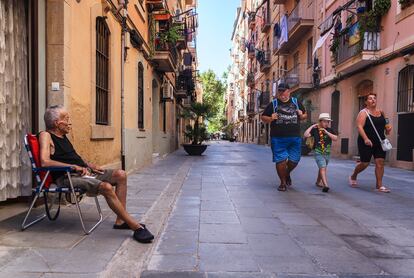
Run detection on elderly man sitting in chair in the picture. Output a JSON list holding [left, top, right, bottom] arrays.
[[39, 105, 154, 243]]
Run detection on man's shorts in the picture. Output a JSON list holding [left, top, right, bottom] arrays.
[[55, 169, 115, 196], [270, 137, 302, 164], [314, 152, 330, 169]]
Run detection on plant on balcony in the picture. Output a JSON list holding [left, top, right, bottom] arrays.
[[357, 0, 390, 51], [159, 24, 183, 46]]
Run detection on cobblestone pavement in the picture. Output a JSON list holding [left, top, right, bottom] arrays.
[[142, 142, 414, 278], [1, 141, 414, 278]]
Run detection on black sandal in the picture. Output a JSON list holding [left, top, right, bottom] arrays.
[[322, 187, 330, 193], [286, 176, 292, 187], [113, 222, 146, 230], [278, 184, 287, 192]]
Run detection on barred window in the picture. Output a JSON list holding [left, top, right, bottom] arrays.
[[138, 62, 144, 129], [397, 65, 414, 113], [96, 17, 110, 125]]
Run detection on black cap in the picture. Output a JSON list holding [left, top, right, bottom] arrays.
[[278, 83, 289, 92]]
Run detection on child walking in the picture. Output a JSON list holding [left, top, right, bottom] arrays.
[[304, 113, 338, 192]]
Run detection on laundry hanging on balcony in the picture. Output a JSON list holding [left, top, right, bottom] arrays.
[[273, 23, 281, 38], [278, 15, 288, 48], [313, 29, 333, 56]]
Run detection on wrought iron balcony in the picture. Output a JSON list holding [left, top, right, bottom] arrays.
[[281, 63, 313, 93], [238, 110, 245, 120], [247, 41, 256, 59], [261, 6, 271, 33], [335, 28, 381, 74], [247, 93, 257, 116], [152, 35, 179, 72], [277, 0, 314, 55], [176, 70, 195, 98], [259, 91, 270, 109], [259, 50, 271, 72], [246, 72, 255, 88], [248, 13, 256, 29]]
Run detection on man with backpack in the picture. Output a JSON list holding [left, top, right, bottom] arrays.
[[261, 83, 307, 191]]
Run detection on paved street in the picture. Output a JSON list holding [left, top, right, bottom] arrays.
[[1, 142, 414, 277]]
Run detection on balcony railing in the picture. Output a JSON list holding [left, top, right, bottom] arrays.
[[238, 110, 245, 119], [261, 6, 271, 33], [259, 50, 271, 72], [152, 34, 179, 72], [259, 91, 270, 109], [277, 0, 313, 54], [336, 29, 381, 65], [288, 0, 314, 34], [176, 70, 195, 98], [248, 13, 256, 29], [246, 72, 255, 88], [281, 63, 312, 91], [247, 41, 255, 59]]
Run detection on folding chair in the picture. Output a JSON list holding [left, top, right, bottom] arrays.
[[21, 133, 103, 234]]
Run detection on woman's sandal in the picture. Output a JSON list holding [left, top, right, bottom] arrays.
[[315, 182, 323, 188], [348, 176, 358, 188], [377, 186, 390, 193], [322, 186, 330, 193]]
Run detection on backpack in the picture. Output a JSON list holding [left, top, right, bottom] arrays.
[[272, 97, 299, 113]]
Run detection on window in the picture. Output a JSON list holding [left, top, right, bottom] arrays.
[[96, 17, 110, 125], [397, 65, 414, 113], [307, 37, 313, 66], [138, 62, 144, 129]]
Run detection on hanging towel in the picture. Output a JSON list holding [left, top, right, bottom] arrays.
[[278, 15, 288, 48]]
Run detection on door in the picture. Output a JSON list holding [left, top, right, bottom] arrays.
[[397, 113, 414, 161]]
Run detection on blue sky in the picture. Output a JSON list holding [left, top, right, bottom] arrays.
[[197, 0, 240, 78]]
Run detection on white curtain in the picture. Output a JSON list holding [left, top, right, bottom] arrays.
[[0, 0, 31, 201]]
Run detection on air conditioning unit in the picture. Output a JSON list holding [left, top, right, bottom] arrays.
[[162, 80, 174, 101]]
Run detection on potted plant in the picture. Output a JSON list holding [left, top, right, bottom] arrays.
[[181, 102, 211, 156]]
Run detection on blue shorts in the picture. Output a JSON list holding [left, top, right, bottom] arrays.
[[314, 153, 330, 169], [270, 137, 302, 164]]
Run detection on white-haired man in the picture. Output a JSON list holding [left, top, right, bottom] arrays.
[[39, 105, 154, 243]]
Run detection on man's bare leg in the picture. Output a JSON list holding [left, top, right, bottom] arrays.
[[99, 182, 140, 230], [276, 161, 288, 191], [112, 170, 127, 225], [286, 160, 298, 186]]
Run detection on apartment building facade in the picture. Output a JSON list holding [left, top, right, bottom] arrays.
[[228, 0, 414, 170], [0, 0, 199, 201]]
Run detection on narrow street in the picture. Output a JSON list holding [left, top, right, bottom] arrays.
[[3, 142, 414, 278]]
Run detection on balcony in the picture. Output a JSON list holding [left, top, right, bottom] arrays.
[[277, 0, 314, 54], [248, 13, 256, 29], [152, 35, 179, 72], [247, 95, 257, 116], [176, 70, 195, 98], [259, 91, 270, 109], [260, 6, 271, 33], [246, 72, 255, 88], [259, 50, 271, 72], [182, 96, 193, 108], [147, 0, 167, 11], [238, 110, 245, 120], [335, 29, 381, 74], [282, 63, 313, 93], [248, 42, 256, 59]]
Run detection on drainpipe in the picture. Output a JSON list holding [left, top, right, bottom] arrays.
[[120, 1, 128, 170]]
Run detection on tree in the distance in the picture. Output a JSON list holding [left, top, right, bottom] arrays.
[[200, 69, 227, 133]]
